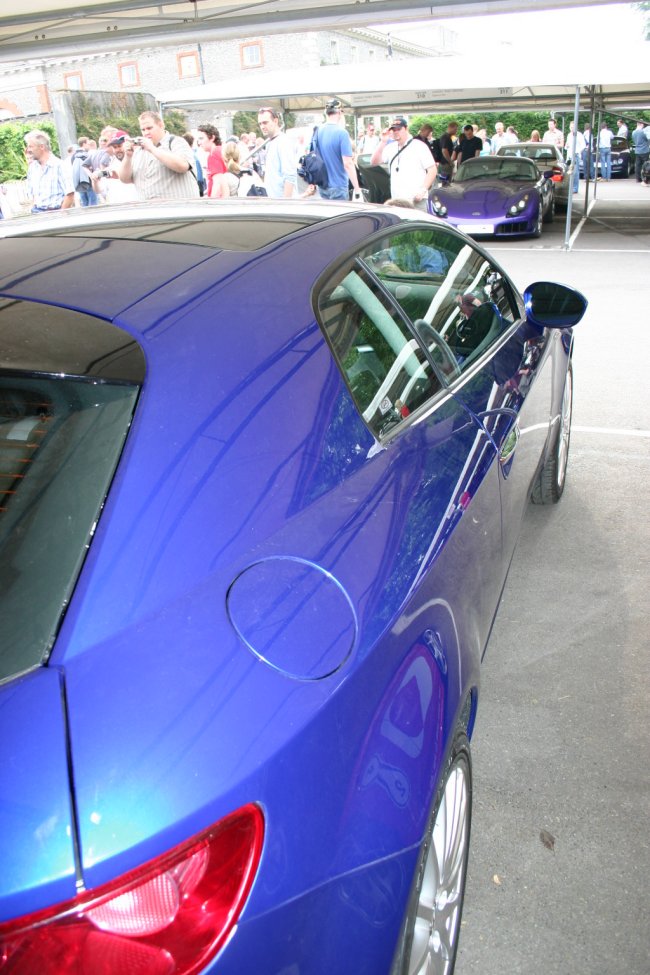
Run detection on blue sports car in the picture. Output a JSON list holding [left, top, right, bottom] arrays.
[[430, 156, 555, 238], [0, 201, 586, 975]]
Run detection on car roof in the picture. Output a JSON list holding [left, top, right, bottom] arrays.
[[0, 200, 404, 322]]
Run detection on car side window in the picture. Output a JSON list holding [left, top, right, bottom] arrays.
[[361, 227, 519, 379], [317, 263, 442, 440]]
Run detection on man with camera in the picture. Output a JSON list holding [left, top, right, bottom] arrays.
[[118, 111, 200, 201]]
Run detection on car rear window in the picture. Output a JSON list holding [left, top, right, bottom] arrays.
[[0, 303, 145, 683], [0, 377, 139, 683]]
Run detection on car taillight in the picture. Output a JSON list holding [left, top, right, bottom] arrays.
[[551, 167, 564, 182], [0, 803, 264, 975]]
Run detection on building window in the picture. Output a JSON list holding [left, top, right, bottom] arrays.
[[118, 61, 140, 88], [368, 49, 375, 61], [240, 41, 263, 69], [177, 51, 200, 79], [330, 39, 339, 64], [63, 71, 83, 91]]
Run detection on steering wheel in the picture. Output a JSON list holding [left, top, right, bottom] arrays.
[[414, 320, 461, 381]]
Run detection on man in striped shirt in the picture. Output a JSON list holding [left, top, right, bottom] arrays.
[[24, 130, 74, 213], [118, 111, 200, 201]]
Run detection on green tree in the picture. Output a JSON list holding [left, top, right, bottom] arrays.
[[71, 92, 187, 140], [0, 120, 59, 182], [635, 2, 650, 39], [233, 110, 296, 137]]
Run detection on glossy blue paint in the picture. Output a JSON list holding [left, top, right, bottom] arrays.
[[227, 556, 358, 679], [0, 204, 584, 970], [0, 668, 76, 921]]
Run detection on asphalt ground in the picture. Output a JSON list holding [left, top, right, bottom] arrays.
[[456, 178, 650, 975]]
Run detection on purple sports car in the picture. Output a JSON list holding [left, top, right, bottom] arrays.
[[430, 156, 555, 238]]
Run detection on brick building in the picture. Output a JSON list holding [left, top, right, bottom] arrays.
[[0, 26, 456, 122]]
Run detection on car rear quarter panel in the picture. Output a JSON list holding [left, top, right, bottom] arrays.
[[36, 216, 495, 956]]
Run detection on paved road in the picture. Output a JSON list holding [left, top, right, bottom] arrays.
[[456, 182, 650, 975]]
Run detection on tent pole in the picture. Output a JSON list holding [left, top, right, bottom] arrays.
[[584, 87, 596, 211], [563, 86, 581, 250], [595, 103, 603, 199]]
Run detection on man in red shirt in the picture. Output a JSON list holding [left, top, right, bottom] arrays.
[[197, 124, 226, 196]]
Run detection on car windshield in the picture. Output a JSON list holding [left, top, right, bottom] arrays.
[[0, 375, 139, 683], [499, 145, 559, 163], [456, 158, 537, 182]]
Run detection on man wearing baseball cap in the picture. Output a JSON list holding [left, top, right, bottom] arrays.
[[370, 115, 437, 210], [315, 99, 363, 201]]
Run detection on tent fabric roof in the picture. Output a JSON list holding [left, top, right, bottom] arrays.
[[157, 52, 650, 114], [0, 0, 627, 62]]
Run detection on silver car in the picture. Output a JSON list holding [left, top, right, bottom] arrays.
[[496, 142, 573, 210]]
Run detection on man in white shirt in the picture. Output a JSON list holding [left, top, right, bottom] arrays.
[[565, 122, 586, 193], [597, 122, 614, 180], [370, 115, 437, 211], [543, 119, 565, 148], [256, 107, 296, 198], [93, 131, 139, 204], [356, 123, 380, 156], [491, 121, 515, 153]]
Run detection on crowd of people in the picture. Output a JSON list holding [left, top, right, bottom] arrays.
[[2, 105, 649, 219], [362, 114, 650, 194]]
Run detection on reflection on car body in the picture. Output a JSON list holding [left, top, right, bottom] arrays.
[[0, 200, 586, 975]]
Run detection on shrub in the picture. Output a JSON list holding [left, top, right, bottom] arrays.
[[0, 120, 60, 182]]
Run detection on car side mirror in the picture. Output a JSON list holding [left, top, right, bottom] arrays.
[[542, 169, 554, 179], [523, 281, 587, 329]]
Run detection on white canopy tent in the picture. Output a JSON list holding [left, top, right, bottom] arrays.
[[0, 0, 632, 62], [158, 52, 650, 115]]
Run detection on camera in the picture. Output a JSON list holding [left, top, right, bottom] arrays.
[[132, 137, 145, 146]]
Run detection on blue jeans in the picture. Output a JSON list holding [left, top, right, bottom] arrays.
[[78, 188, 99, 207], [319, 186, 348, 201], [599, 147, 612, 180]]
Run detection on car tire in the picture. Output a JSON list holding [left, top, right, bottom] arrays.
[[532, 361, 573, 505], [391, 733, 472, 975], [532, 204, 543, 237], [543, 195, 555, 224]]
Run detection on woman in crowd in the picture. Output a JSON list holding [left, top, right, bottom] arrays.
[[211, 141, 265, 198]]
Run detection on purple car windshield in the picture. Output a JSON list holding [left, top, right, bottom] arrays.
[[457, 158, 537, 181]]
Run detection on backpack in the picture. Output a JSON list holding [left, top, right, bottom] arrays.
[[297, 127, 329, 189], [71, 150, 92, 192], [236, 169, 268, 198], [431, 138, 443, 164]]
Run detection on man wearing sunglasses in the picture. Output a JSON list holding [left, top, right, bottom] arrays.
[[257, 107, 296, 198], [370, 115, 437, 210]]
